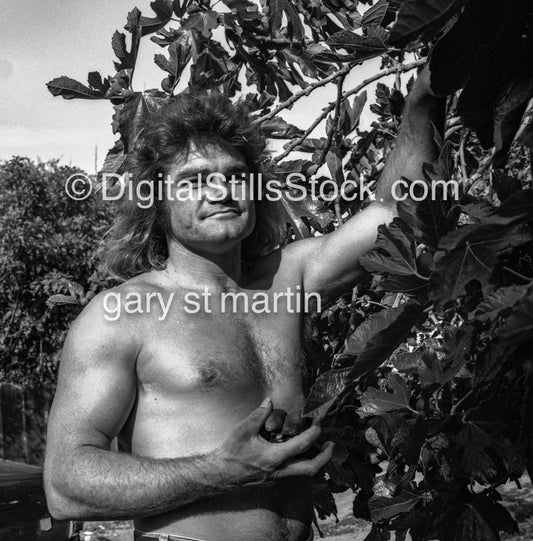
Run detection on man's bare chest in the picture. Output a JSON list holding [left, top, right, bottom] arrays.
[[134, 295, 306, 395]]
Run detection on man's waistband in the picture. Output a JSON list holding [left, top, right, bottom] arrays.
[[134, 530, 207, 541], [134, 529, 314, 541]]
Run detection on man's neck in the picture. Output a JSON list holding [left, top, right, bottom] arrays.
[[164, 240, 244, 292]]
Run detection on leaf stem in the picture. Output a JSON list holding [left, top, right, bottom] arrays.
[[459, 129, 470, 182], [502, 266, 533, 283], [450, 389, 475, 415]]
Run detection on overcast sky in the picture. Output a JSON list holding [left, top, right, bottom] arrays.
[[0, 0, 393, 173]]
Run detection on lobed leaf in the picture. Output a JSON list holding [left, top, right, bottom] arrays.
[[154, 33, 192, 89], [388, 0, 466, 48], [260, 117, 304, 139], [357, 373, 413, 418], [139, 0, 173, 36], [182, 10, 220, 38], [340, 302, 424, 381], [497, 286, 533, 346], [362, 0, 389, 27], [430, 223, 533, 303], [46, 76, 105, 100], [368, 488, 421, 522], [265, 0, 305, 42], [474, 284, 531, 323], [454, 422, 525, 484], [360, 218, 429, 295], [493, 75, 533, 167], [303, 368, 351, 418]]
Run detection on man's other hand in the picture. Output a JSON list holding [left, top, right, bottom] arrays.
[[214, 398, 334, 484]]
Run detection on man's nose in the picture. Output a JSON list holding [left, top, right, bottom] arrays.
[[204, 173, 233, 203]]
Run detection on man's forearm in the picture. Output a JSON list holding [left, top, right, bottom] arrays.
[[375, 74, 447, 205], [45, 446, 231, 521]]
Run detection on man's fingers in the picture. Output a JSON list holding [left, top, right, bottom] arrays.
[[239, 398, 273, 435], [272, 442, 335, 478], [274, 418, 321, 457], [264, 408, 287, 433], [281, 408, 311, 436]]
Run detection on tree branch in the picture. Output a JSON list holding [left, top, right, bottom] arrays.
[[317, 71, 347, 168], [254, 64, 353, 125], [341, 58, 426, 103], [271, 59, 426, 163], [466, 150, 495, 193], [273, 113, 326, 163], [247, 36, 315, 47]]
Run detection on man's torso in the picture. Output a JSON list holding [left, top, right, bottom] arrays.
[[115, 251, 317, 541]]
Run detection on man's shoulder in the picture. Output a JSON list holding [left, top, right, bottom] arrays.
[[59, 282, 144, 372], [83, 271, 167, 313], [70, 270, 175, 337], [69, 274, 153, 334]]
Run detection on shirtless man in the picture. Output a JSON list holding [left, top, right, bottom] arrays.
[[44, 67, 443, 541]]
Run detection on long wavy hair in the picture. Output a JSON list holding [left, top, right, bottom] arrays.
[[103, 91, 277, 281]]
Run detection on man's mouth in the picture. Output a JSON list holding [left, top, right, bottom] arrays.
[[208, 208, 241, 217]]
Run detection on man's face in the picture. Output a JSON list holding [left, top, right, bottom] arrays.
[[164, 142, 256, 255]]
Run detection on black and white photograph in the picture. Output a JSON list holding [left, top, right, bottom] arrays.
[[1, 0, 533, 539]]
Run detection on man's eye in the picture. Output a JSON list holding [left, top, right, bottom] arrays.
[[176, 177, 201, 188]]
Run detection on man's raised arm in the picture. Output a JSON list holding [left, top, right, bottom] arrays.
[[286, 65, 446, 297], [44, 291, 333, 521]]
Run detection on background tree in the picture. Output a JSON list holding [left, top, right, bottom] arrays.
[[46, 0, 533, 539], [0, 157, 111, 386]]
